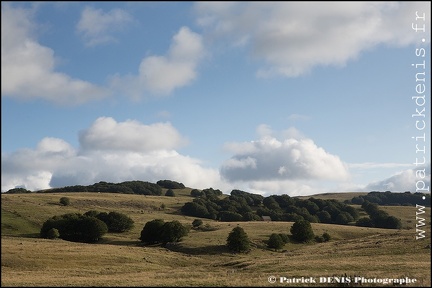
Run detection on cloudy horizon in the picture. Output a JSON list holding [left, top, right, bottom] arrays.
[[2, 2, 430, 196]]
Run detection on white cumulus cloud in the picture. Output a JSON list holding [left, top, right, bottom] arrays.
[[364, 164, 431, 192], [1, 4, 109, 105], [110, 26, 205, 98], [79, 117, 188, 152], [220, 127, 350, 182]]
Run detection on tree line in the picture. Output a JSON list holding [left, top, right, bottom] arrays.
[[40, 210, 135, 243], [355, 201, 402, 229], [37, 180, 164, 195], [181, 189, 360, 225], [5, 179, 186, 195], [349, 191, 430, 207]]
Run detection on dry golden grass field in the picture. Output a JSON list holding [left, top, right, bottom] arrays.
[[1, 190, 431, 287]]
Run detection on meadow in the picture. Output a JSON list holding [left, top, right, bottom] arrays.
[[1, 190, 431, 287]]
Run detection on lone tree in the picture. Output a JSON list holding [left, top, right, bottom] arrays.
[[290, 219, 315, 243], [226, 226, 250, 253], [267, 233, 284, 250]]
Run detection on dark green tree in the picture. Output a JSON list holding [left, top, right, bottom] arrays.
[[78, 216, 108, 243], [355, 217, 374, 227], [190, 189, 203, 197], [267, 233, 284, 250], [278, 233, 290, 244], [316, 211, 332, 223], [335, 211, 354, 225], [290, 219, 315, 243], [383, 216, 402, 229], [218, 211, 243, 222], [157, 180, 185, 189], [226, 226, 250, 253], [5, 187, 31, 194], [160, 220, 189, 245], [103, 211, 134, 232], [181, 202, 209, 218], [140, 219, 165, 244], [165, 189, 176, 197], [40, 213, 107, 243]]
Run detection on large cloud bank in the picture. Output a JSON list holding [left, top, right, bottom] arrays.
[[1, 117, 221, 191], [195, 2, 430, 77]]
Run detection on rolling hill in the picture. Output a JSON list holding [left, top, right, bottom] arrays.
[[1, 189, 431, 287]]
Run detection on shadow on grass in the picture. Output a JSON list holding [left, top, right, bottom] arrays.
[[3, 233, 40, 238], [165, 243, 230, 255], [47, 202, 63, 206], [19, 233, 40, 238], [97, 237, 142, 247]]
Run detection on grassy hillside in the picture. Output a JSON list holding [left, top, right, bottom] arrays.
[[2, 191, 431, 287], [296, 192, 368, 201]]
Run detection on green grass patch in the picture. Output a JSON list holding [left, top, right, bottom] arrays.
[[1, 209, 40, 237]]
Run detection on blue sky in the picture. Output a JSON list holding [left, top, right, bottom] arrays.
[[1, 1, 431, 196]]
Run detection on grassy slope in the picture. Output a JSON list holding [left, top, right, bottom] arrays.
[[1, 191, 431, 287], [296, 192, 369, 201]]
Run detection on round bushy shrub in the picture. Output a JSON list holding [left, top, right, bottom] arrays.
[[59, 197, 70, 206], [322, 232, 331, 242], [103, 211, 134, 232], [165, 189, 176, 197], [192, 219, 203, 228], [47, 228, 60, 239], [267, 233, 284, 250]]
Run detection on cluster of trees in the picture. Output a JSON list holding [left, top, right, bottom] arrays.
[[40, 210, 134, 242], [228, 220, 331, 253], [181, 189, 359, 225], [139, 219, 189, 246], [37, 181, 162, 195], [40, 208, 331, 253], [4, 187, 32, 194], [157, 180, 185, 189], [189, 188, 224, 198], [355, 201, 402, 229], [84, 210, 135, 232], [6, 179, 186, 195], [350, 191, 430, 207], [41, 213, 108, 243], [267, 233, 290, 250]]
